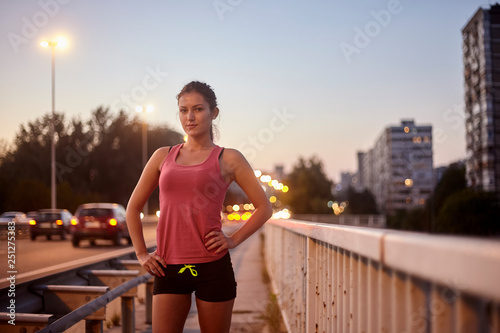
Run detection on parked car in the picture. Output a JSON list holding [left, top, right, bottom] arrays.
[[0, 211, 26, 223], [0, 211, 28, 236], [29, 209, 73, 241], [71, 203, 130, 247]]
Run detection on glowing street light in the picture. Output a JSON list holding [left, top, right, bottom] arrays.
[[40, 36, 68, 209], [135, 105, 154, 113], [136, 104, 154, 216]]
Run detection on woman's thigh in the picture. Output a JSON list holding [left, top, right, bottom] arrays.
[[152, 293, 192, 333], [196, 297, 234, 333]]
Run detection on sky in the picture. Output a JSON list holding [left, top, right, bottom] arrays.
[[0, 0, 493, 182]]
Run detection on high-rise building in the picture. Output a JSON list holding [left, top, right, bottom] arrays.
[[358, 120, 434, 214], [462, 5, 500, 197]]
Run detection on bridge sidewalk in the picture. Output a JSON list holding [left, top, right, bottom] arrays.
[[105, 229, 271, 333]]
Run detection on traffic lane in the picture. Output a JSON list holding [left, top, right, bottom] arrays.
[[0, 224, 157, 281]]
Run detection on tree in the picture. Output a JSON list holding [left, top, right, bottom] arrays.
[[343, 187, 378, 214], [435, 189, 500, 235], [282, 156, 334, 214], [386, 163, 468, 233], [386, 208, 426, 231], [0, 106, 184, 213], [423, 163, 467, 233], [433, 164, 466, 213]]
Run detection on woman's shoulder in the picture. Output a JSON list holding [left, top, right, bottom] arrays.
[[153, 146, 173, 158], [220, 147, 245, 161], [219, 147, 251, 171], [150, 146, 174, 169]]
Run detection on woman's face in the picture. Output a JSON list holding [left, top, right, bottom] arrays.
[[178, 92, 217, 139]]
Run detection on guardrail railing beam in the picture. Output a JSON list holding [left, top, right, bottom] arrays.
[[80, 269, 140, 333], [0, 312, 53, 333], [31, 284, 109, 332]]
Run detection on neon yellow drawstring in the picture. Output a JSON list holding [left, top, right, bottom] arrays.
[[178, 264, 198, 277]]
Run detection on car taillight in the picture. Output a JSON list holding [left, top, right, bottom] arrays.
[[109, 218, 117, 226], [56, 219, 63, 225], [29, 220, 36, 225], [71, 218, 78, 226]]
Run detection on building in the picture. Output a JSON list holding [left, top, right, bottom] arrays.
[[462, 5, 500, 197], [358, 120, 434, 214]]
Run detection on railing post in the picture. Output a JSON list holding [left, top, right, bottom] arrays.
[[337, 248, 344, 331], [391, 271, 407, 332], [406, 277, 428, 333], [306, 237, 317, 333], [115, 260, 154, 324], [358, 257, 368, 332], [145, 280, 153, 324], [321, 242, 329, 330], [349, 253, 359, 333], [430, 284, 452, 332], [121, 296, 135, 333], [331, 246, 338, 331], [378, 266, 391, 332], [86, 319, 103, 333], [367, 260, 378, 333], [456, 294, 481, 333]]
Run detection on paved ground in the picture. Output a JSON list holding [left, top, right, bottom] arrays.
[[105, 227, 271, 333]]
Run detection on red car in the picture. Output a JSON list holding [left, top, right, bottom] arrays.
[[71, 203, 131, 247]]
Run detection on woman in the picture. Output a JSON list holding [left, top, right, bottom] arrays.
[[126, 81, 273, 333]]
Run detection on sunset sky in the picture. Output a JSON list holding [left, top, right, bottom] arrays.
[[0, 0, 491, 181]]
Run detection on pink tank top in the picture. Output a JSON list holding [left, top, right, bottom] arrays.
[[156, 143, 230, 264]]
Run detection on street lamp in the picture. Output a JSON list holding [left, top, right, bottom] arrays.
[[136, 104, 154, 216], [40, 36, 67, 209]]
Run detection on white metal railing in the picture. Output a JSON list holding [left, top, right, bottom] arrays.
[[264, 219, 500, 333], [292, 214, 386, 228]]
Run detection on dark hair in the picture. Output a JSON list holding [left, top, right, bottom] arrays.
[[177, 81, 218, 111], [177, 81, 219, 140]]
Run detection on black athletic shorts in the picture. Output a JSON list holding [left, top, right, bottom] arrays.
[[153, 252, 237, 302]]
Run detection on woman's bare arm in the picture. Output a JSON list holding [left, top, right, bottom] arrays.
[[205, 149, 273, 253], [126, 147, 170, 276]]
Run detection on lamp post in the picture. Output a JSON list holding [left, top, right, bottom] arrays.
[[136, 104, 154, 216], [41, 37, 67, 209]]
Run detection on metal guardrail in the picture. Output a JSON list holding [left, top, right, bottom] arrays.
[[264, 219, 500, 333], [36, 273, 151, 333], [0, 245, 155, 333]]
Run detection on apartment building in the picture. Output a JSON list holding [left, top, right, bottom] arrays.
[[462, 5, 500, 197], [358, 120, 434, 213]]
